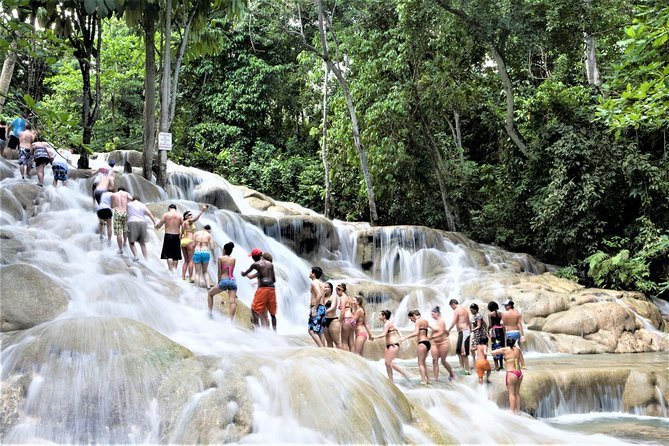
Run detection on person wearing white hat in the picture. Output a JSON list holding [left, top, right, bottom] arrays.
[[501, 299, 526, 369]]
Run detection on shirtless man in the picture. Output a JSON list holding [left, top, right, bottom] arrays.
[[308, 266, 327, 347], [241, 248, 277, 331], [155, 204, 183, 272], [127, 196, 157, 261], [502, 299, 526, 369], [18, 123, 35, 179], [448, 299, 472, 374], [192, 225, 215, 288], [111, 187, 133, 254]]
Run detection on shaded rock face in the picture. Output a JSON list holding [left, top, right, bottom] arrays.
[[156, 356, 253, 444], [3, 183, 43, 218], [194, 184, 240, 213], [0, 156, 15, 181], [107, 150, 143, 170], [0, 264, 69, 331], [0, 187, 24, 223], [115, 173, 165, 203], [0, 317, 193, 443]]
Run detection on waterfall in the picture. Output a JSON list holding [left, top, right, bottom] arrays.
[[0, 157, 665, 444]]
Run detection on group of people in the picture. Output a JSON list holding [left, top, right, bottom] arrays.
[[1, 116, 75, 187]]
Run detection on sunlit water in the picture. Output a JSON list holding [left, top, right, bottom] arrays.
[[0, 156, 664, 444]]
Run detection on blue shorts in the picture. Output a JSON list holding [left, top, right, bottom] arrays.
[[53, 163, 68, 181], [193, 249, 210, 264], [217, 278, 237, 291], [308, 304, 326, 334], [506, 330, 521, 342]]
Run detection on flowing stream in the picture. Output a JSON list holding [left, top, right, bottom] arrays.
[[0, 156, 666, 444]]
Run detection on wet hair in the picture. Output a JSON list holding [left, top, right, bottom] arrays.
[[26, 123, 32, 130], [168, 204, 177, 209], [504, 300, 515, 309], [262, 252, 273, 262], [117, 187, 126, 192], [356, 296, 364, 307], [223, 242, 234, 255], [325, 282, 333, 290], [408, 309, 421, 317], [204, 224, 211, 230], [311, 266, 323, 279], [488, 301, 499, 312], [506, 337, 517, 348], [381, 309, 391, 320], [431, 306, 441, 314], [183, 211, 192, 218], [337, 283, 347, 292], [469, 303, 479, 312], [479, 336, 489, 345], [449, 299, 459, 306]]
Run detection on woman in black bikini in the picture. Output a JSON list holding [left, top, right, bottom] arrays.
[[402, 309, 432, 385], [376, 310, 410, 382], [323, 282, 342, 348]]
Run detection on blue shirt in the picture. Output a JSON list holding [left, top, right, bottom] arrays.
[[10, 117, 26, 137]]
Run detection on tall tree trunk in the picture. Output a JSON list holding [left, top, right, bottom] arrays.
[[157, 0, 172, 187], [321, 61, 332, 218], [0, 45, 17, 114], [142, 7, 157, 181], [489, 46, 528, 157], [315, 0, 378, 224], [584, 33, 601, 87]]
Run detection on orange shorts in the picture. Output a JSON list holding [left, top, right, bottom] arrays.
[[475, 359, 491, 378], [251, 287, 277, 316]]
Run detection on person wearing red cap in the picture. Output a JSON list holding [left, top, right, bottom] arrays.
[[241, 248, 277, 330]]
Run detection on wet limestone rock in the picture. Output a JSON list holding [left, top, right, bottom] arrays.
[[4, 182, 43, 218], [0, 264, 69, 331], [0, 229, 26, 265], [214, 294, 255, 330], [0, 156, 15, 181], [194, 184, 240, 213], [156, 356, 253, 444], [0, 187, 24, 222], [114, 172, 164, 203], [240, 187, 274, 211], [107, 150, 143, 169]]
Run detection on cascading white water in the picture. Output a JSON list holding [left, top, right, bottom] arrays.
[[0, 158, 665, 444]]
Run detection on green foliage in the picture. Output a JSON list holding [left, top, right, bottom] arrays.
[[597, 2, 669, 132], [586, 221, 669, 294], [554, 265, 579, 282]]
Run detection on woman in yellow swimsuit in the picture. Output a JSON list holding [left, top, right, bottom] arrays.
[[180, 205, 207, 282]]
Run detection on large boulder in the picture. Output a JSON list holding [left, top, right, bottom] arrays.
[[107, 150, 143, 169], [0, 229, 26, 266], [212, 293, 255, 330], [0, 317, 192, 442], [0, 187, 24, 223], [0, 264, 69, 331], [0, 156, 15, 181], [193, 184, 240, 213], [4, 182, 43, 218], [114, 173, 165, 203], [156, 356, 253, 443]]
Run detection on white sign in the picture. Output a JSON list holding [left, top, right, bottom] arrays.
[[158, 132, 172, 151]]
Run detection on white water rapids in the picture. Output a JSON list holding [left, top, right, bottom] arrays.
[[0, 155, 666, 444]]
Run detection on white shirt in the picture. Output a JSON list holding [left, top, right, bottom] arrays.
[[97, 191, 112, 211], [127, 201, 149, 223]]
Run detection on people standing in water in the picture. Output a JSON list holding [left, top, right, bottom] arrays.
[[127, 196, 157, 261], [17, 123, 35, 180], [474, 335, 492, 384], [448, 299, 472, 375], [429, 306, 455, 382], [7, 115, 26, 161], [502, 299, 526, 369], [337, 283, 355, 351], [111, 187, 133, 255], [30, 139, 55, 187], [488, 301, 505, 371], [92, 159, 115, 205], [469, 303, 487, 368], [491, 337, 524, 414], [192, 225, 215, 288], [179, 205, 208, 282], [155, 204, 183, 272], [308, 266, 327, 347], [376, 310, 410, 383], [96, 190, 113, 246], [352, 295, 372, 356], [402, 309, 432, 385], [208, 242, 237, 320], [323, 282, 342, 349], [241, 248, 277, 331], [52, 147, 74, 187]]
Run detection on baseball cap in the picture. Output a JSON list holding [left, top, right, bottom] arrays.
[[249, 248, 263, 257], [503, 299, 513, 306]]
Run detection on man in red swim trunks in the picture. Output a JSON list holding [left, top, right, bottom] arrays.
[[241, 248, 277, 331]]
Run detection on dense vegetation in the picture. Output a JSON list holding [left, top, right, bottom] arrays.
[[1, 0, 667, 295]]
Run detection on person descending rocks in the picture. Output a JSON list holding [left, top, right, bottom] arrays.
[[375, 309, 410, 383], [308, 266, 327, 347], [208, 242, 238, 320], [127, 196, 157, 262], [502, 299, 526, 369], [192, 225, 215, 288]]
